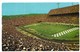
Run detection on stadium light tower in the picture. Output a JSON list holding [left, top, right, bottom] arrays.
[[72, 2, 74, 5], [57, 3, 60, 8]]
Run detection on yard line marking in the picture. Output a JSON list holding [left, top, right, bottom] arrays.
[[53, 27, 79, 37]]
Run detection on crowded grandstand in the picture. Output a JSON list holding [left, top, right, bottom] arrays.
[[2, 4, 79, 51]]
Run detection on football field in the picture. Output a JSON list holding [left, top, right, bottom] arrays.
[[19, 22, 79, 41]]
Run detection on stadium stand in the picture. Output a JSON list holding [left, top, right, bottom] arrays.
[[2, 4, 79, 51]]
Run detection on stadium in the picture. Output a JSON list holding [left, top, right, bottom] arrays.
[[2, 4, 79, 51]]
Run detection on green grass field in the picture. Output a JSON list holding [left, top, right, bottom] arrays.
[[55, 29, 79, 40], [19, 22, 79, 41]]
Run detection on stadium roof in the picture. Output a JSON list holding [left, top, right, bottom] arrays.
[[48, 5, 79, 15]]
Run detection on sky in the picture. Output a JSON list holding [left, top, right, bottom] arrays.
[[2, 2, 79, 16]]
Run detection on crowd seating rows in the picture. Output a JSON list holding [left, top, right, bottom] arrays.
[[2, 14, 79, 51]]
